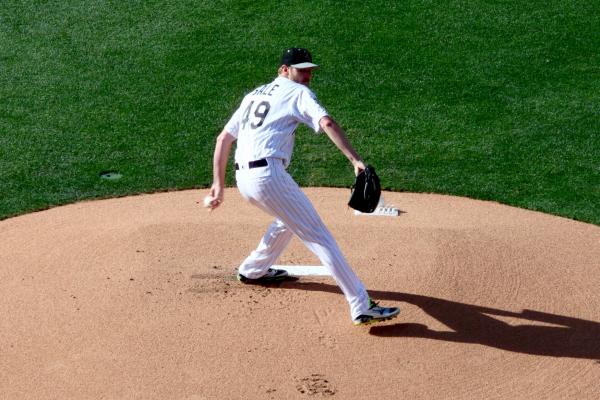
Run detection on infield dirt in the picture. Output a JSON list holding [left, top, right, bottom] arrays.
[[1, 188, 599, 399]]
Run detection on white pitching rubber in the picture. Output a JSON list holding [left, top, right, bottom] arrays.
[[274, 265, 331, 276]]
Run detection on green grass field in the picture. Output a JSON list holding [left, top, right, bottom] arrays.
[[1, 0, 599, 224]]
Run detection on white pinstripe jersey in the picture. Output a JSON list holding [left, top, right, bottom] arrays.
[[225, 76, 328, 168]]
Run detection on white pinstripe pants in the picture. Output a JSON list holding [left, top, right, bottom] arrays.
[[235, 158, 370, 319]]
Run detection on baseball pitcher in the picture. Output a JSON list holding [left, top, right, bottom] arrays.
[[206, 48, 399, 326]]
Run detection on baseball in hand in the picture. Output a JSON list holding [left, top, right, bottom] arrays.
[[203, 195, 216, 208]]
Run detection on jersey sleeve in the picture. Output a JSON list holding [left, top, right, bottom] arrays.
[[223, 102, 244, 138], [296, 88, 329, 133]]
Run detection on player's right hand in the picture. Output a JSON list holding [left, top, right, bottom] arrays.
[[207, 184, 224, 209]]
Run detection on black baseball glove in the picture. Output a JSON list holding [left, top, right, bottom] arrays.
[[348, 165, 381, 213]]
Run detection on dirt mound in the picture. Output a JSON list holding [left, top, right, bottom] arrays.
[[1, 188, 599, 399]]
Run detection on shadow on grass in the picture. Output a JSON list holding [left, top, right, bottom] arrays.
[[281, 280, 600, 360]]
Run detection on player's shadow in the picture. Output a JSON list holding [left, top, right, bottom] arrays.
[[282, 281, 600, 360]]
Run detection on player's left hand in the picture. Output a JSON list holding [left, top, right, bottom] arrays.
[[353, 160, 366, 176]]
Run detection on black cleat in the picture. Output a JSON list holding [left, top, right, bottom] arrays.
[[237, 268, 290, 284]]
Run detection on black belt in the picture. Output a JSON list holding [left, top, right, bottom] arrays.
[[235, 158, 268, 170]]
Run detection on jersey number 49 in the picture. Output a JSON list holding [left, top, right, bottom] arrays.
[[241, 101, 271, 130]]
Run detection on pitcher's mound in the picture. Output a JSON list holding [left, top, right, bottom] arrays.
[[1, 188, 599, 399]]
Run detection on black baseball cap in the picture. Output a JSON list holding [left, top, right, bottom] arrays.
[[280, 48, 319, 69]]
